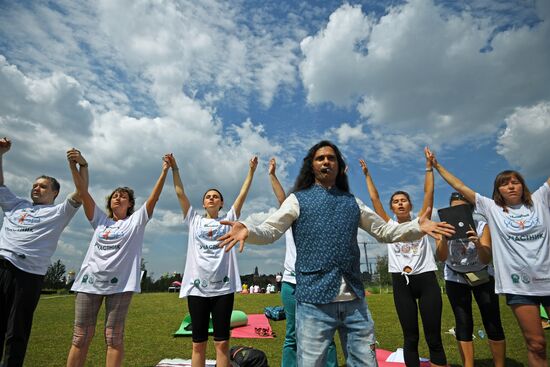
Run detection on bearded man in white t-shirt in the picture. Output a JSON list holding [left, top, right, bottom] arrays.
[[0, 137, 84, 367]]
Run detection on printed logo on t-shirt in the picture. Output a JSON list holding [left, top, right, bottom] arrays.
[[504, 212, 539, 231], [200, 222, 228, 241], [521, 273, 531, 284], [81, 274, 95, 284], [111, 277, 118, 284], [15, 209, 41, 225], [511, 274, 520, 284], [393, 241, 420, 256], [193, 279, 200, 287], [97, 226, 125, 240]]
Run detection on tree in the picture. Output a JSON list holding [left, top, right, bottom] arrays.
[[44, 259, 66, 289], [375, 254, 391, 286]]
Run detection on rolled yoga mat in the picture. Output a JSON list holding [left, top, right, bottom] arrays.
[[174, 310, 248, 336]]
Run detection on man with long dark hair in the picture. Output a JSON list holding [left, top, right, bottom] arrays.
[[219, 140, 454, 366]]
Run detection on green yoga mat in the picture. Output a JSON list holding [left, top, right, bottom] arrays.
[[174, 310, 248, 336], [542, 305, 548, 320]]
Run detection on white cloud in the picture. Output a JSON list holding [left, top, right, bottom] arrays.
[[300, 0, 550, 146], [497, 101, 550, 176]]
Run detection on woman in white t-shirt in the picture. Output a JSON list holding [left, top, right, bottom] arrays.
[[436, 192, 505, 367], [428, 147, 550, 367], [166, 154, 257, 367], [360, 147, 446, 367], [66, 150, 170, 367]]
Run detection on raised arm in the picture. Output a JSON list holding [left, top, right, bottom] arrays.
[[427, 147, 476, 204], [268, 158, 286, 206], [232, 156, 258, 217], [419, 147, 434, 218], [0, 137, 11, 186], [145, 155, 170, 218], [67, 148, 93, 220], [166, 154, 191, 218], [359, 159, 390, 222]]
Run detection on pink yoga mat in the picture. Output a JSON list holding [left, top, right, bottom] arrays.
[[231, 314, 274, 339]]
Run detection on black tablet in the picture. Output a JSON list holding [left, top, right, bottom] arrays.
[[437, 204, 475, 240]]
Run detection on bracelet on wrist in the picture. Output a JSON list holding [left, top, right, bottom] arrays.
[[80, 162, 88, 167], [425, 168, 433, 172]]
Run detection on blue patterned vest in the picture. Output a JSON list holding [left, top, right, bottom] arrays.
[[293, 184, 363, 304]]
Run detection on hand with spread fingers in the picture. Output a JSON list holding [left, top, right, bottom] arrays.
[[418, 207, 455, 240], [218, 220, 249, 252]]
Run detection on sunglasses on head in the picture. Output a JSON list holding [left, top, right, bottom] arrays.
[[450, 192, 466, 202]]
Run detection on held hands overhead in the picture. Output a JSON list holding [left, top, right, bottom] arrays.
[[0, 137, 11, 154], [66, 148, 88, 167]]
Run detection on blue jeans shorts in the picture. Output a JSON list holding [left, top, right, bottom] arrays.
[[505, 293, 550, 307]]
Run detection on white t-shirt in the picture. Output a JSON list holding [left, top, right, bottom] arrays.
[[282, 230, 297, 284], [0, 186, 80, 275], [475, 183, 550, 295], [180, 206, 241, 297], [387, 218, 437, 274], [72, 203, 149, 295], [444, 220, 494, 284]]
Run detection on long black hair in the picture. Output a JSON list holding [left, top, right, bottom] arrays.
[[292, 140, 350, 193]]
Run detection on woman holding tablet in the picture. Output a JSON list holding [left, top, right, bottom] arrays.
[[428, 147, 549, 367], [436, 192, 505, 367]]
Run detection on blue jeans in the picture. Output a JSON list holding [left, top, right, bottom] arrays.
[[296, 297, 377, 367], [281, 282, 338, 367]]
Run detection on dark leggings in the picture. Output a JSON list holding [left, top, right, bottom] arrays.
[[445, 277, 505, 341], [392, 271, 447, 367], [187, 293, 234, 343]]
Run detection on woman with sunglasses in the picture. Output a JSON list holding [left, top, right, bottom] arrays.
[[166, 153, 257, 367], [360, 147, 446, 367], [435, 192, 505, 367], [427, 147, 550, 367]]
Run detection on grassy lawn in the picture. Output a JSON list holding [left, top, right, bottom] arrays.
[[24, 292, 546, 366]]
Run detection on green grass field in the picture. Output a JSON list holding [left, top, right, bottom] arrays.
[[24, 292, 547, 366]]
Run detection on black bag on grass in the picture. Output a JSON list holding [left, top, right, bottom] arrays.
[[230, 345, 268, 367]]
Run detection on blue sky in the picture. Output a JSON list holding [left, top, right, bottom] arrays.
[[0, 0, 549, 279]]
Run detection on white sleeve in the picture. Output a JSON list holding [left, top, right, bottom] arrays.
[[474, 192, 493, 218], [356, 198, 423, 243], [532, 182, 550, 209], [90, 204, 109, 229], [0, 186, 26, 212], [134, 203, 150, 226], [184, 206, 197, 226], [243, 194, 299, 245]]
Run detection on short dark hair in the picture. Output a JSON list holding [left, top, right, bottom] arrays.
[[389, 190, 411, 210], [106, 187, 135, 218], [36, 175, 60, 199], [492, 170, 532, 210], [449, 191, 473, 211], [292, 140, 349, 193], [449, 191, 467, 205]]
